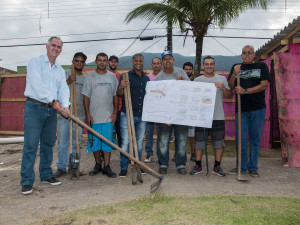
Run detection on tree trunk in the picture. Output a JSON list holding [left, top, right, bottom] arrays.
[[194, 35, 204, 77], [167, 20, 172, 52]]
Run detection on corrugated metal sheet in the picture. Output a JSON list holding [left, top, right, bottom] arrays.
[[274, 52, 300, 167]]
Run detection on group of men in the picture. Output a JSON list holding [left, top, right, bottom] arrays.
[[20, 36, 270, 195]]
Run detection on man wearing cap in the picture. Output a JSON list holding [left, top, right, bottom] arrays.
[[117, 53, 149, 177], [53, 52, 87, 178], [21, 36, 70, 195], [155, 51, 190, 175], [108, 55, 122, 147]]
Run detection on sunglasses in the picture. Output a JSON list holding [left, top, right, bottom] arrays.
[[74, 59, 85, 63], [242, 51, 254, 55]]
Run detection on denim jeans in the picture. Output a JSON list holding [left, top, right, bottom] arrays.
[[119, 112, 147, 171], [157, 124, 188, 169], [145, 122, 160, 156], [56, 116, 83, 172], [235, 108, 266, 172], [21, 100, 57, 186]]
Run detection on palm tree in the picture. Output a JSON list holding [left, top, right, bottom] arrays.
[[125, 0, 271, 76]]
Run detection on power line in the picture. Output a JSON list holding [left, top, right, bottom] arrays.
[[0, 34, 272, 48]]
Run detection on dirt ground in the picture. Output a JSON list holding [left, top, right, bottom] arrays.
[[0, 138, 299, 225]]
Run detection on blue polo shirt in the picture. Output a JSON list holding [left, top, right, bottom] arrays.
[[119, 69, 149, 117]]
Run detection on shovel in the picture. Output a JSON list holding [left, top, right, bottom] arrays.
[[61, 108, 163, 193], [124, 73, 143, 184], [237, 72, 248, 182], [72, 81, 80, 178]]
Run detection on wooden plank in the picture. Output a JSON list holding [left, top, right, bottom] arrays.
[[278, 45, 289, 52], [0, 131, 24, 135], [223, 99, 235, 103], [293, 37, 300, 44], [0, 98, 26, 102], [1, 73, 26, 78]]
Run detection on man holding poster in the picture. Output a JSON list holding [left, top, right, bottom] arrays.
[[155, 51, 190, 175]]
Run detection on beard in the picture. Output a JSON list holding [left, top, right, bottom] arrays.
[[109, 65, 117, 70]]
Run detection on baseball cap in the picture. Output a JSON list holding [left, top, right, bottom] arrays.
[[73, 52, 87, 60], [161, 50, 173, 59]]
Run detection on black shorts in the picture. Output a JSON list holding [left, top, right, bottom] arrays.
[[195, 120, 225, 149]]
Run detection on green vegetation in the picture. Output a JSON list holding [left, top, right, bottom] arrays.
[[34, 194, 300, 225]]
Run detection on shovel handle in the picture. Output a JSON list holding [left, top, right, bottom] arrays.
[[237, 73, 242, 177], [61, 108, 162, 179]]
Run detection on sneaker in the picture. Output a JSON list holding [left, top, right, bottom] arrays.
[[212, 165, 226, 177], [102, 165, 117, 178], [228, 168, 238, 175], [119, 170, 127, 177], [140, 168, 146, 174], [159, 168, 167, 175], [249, 170, 260, 177], [144, 154, 153, 163], [21, 185, 33, 195], [53, 169, 67, 178], [89, 163, 102, 176], [190, 153, 196, 162], [189, 165, 203, 175], [177, 168, 187, 175], [42, 177, 61, 185]]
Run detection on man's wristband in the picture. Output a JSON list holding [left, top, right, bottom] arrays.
[[49, 99, 56, 107], [245, 89, 249, 94]]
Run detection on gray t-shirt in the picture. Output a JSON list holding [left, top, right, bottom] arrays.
[[58, 69, 86, 122], [194, 74, 230, 120], [155, 67, 189, 81], [81, 70, 118, 124]]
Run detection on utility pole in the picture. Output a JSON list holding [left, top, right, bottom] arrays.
[[166, 0, 172, 52]]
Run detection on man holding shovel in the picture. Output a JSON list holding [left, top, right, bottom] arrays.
[[117, 53, 149, 177], [82, 52, 119, 178], [53, 52, 87, 178], [227, 45, 270, 177], [21, 36, 70, 195]]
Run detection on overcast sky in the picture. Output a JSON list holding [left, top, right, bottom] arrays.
[[0, 0, 299, 71]]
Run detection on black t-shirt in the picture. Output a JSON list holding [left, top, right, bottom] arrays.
[[227, 61, 270, 112]]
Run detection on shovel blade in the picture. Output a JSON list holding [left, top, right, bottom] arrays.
[[131, 165, 137, 185], [150, 176, 164, 193], [135, 165, 143, 183], [237, 174, 248, 181]]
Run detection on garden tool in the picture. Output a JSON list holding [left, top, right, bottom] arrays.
[[237, 72, 248, 182], [61, 108, 163, 193], [204, 128, 209, 176], [123, 73, 143, 184]]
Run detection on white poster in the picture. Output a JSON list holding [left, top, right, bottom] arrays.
[[142, 80, 216, 128]]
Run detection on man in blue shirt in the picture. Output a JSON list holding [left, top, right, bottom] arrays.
[[21, 36, 70, 195], [117, 53, 149, 177]]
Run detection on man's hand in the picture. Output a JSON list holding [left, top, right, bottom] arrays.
[[53, 101, 70, 118], [176, 75, 185, 80], [120, 80, 129, 88], [66, 64, 76, 84], [110, 112, 117, 124], [235, 86, 246, 95], [85, 113, 94, 126], [233, 64, 241, 76], [215, 82, 225, 91]]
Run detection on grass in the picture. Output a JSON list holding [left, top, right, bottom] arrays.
[[34, 194, 300, 225], [169, 139, 282, 158]]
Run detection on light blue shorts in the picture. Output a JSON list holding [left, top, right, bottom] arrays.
[[87, 122, 116, 153]]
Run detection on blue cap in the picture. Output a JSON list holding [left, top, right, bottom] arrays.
[[161, 50, 173, 59]]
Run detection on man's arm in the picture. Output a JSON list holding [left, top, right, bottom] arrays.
[[110, 96, 119, 124], [83, 95, 94, 126], [66, 64, 76, 85], [228, 64, 240, 90], [235, 80, 269, 95], [117, 74, 129, 96], [215, 82, 233, 98]]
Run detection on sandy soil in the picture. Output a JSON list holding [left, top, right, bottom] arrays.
[[0, 138, 299, 225]]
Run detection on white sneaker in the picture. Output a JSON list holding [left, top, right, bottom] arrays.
[[144, 154, 153, 163]]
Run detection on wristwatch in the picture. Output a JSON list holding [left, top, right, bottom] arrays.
[[245, 89, 249, 94], [49, 99, 56, 107]]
